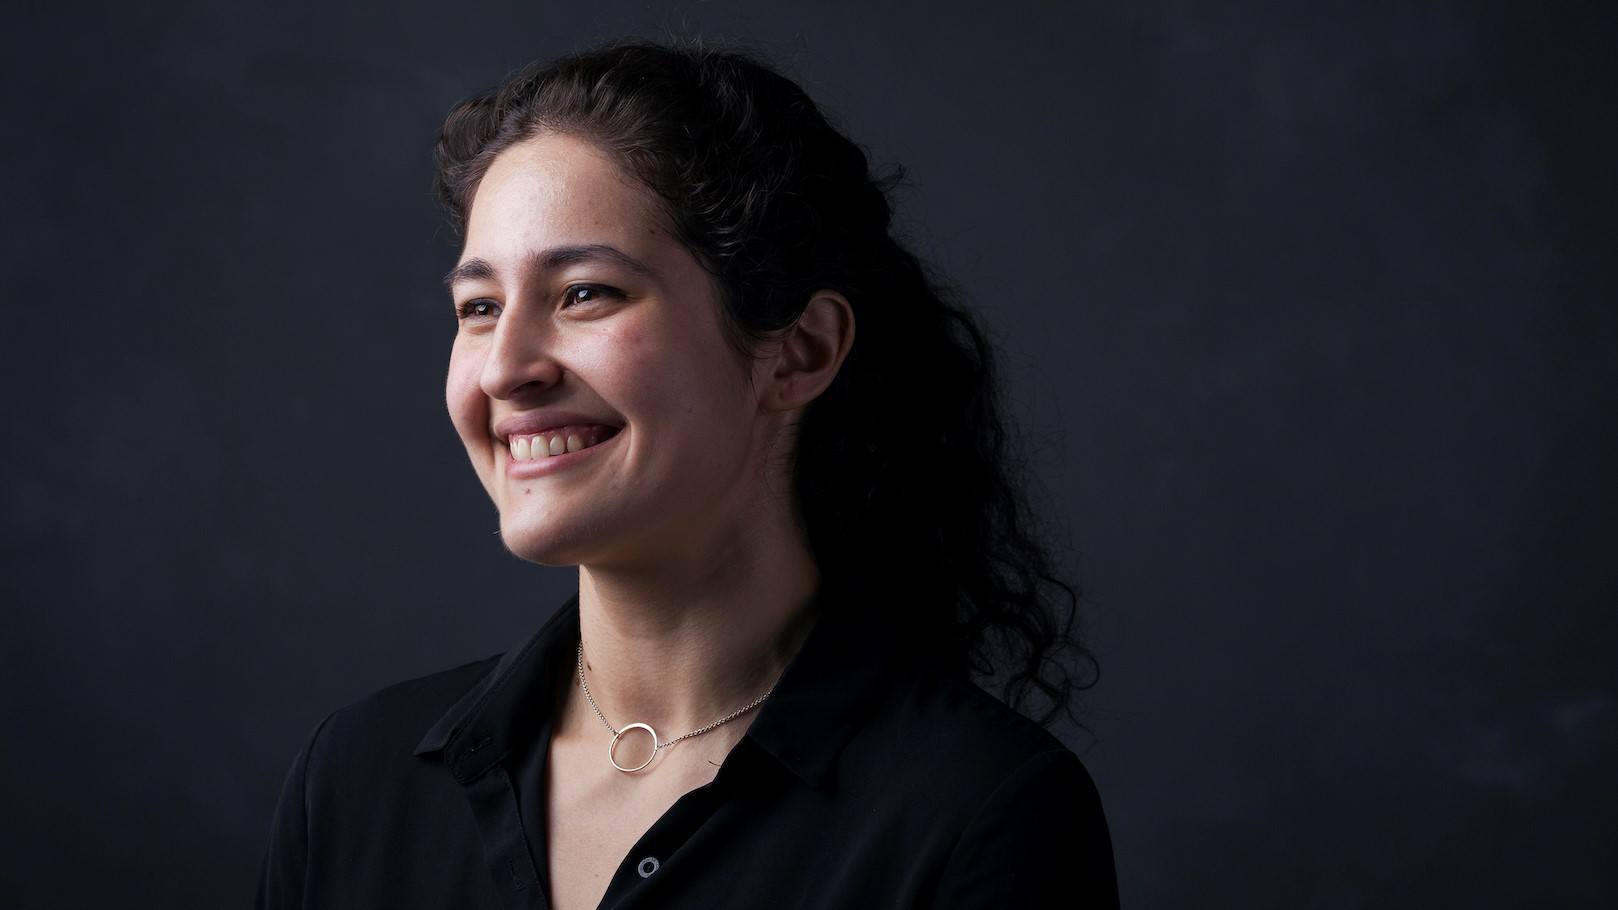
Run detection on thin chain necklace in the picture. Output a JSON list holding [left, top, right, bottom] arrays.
[[577, 638, 777, 773]]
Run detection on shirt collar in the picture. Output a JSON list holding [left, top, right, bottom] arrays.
[[413, 577, 896, 790]]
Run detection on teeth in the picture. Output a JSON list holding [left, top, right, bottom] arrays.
[[505, 426, 616, 462]]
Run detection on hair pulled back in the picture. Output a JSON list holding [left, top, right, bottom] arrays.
[[432, 37, 1098, 729]]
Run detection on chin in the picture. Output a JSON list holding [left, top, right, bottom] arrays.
[[496, 510, 599, 567]]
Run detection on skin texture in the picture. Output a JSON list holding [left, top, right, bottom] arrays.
[[445, 132, 855, 908]]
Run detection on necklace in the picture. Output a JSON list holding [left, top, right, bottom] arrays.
[[577, 638, 778, 773]]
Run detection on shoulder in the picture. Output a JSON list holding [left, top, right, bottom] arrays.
[[874, 660, 1099, 799], [257, 655, 503, 907], [861, 663, 1119, 907]]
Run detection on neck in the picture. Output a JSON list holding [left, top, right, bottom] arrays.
[[566, 515, 825, 745]]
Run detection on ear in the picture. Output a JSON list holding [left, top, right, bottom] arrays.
[[760, 289, 856, 412]]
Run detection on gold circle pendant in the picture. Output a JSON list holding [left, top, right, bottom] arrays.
[[609, 722, 659, 773]]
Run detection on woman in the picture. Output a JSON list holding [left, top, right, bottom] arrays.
[[257, 37, 1117, 909]]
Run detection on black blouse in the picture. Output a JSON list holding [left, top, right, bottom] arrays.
[[255, 583, 1119, 908]]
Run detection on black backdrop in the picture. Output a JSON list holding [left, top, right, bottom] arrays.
[[3, 2, 1614, 906]]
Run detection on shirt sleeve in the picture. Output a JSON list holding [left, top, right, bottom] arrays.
[[255, 710, 336, 910], [930, 748, 1120, 909]]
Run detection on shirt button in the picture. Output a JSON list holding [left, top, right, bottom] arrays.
[[637, 856, 660, 878]]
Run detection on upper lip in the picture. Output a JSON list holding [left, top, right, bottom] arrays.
[[493, 410, 625, 442]]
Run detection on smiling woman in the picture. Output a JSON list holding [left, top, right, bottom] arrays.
[[257, 36, 1117, 910], [442, 130, 798, 574]]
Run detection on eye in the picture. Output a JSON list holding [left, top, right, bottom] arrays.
[[563, 284, 621, 308], [455, 298, 499, 320]]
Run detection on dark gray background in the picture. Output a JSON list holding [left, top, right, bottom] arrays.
[[3, 1, 1613, 906]]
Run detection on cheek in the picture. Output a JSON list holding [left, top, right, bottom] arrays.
[[608, 322, 707, 418], [445, 344, 486, 442], [625, 325, 747, 441]]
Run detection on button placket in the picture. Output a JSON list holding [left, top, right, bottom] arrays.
[[456, 763, 545, 909]]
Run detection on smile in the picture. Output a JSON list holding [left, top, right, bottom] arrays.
[[503, 424, 622, 478]]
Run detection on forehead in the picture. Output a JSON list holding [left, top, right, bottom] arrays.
[[462, 132, 671, 263]]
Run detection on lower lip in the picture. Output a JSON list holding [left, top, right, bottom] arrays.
[[503, 429, 622, 479]]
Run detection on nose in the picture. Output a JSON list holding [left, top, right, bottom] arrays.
[[479, 302, 563, 401]]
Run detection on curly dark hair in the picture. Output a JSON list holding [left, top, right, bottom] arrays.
[[430, 36, 1100, 731]]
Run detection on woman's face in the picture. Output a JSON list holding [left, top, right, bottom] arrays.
[[445, 133, 770, 569]]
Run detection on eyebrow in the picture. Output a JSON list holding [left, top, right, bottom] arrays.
[[442, 243, 655, 291]]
